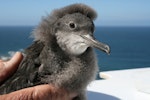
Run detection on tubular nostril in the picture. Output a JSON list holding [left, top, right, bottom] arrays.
[[105, 45, 111, 55]]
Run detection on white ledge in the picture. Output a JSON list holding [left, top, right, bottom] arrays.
[[87, 68, 150, 100]]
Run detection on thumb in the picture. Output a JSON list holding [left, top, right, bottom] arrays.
[[0, 52, 23, 83], [5, 52, 23, 69]]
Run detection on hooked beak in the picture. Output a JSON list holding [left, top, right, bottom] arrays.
[[80, 34, 110, 54]]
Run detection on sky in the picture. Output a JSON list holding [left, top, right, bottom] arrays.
[[0, 0, 150, 26]]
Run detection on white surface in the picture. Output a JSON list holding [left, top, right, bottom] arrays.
[[87, 68, 150, 100]]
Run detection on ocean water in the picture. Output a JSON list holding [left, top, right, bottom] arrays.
[[0, 26, 150, 71]]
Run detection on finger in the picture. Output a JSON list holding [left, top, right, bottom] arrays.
[[32, 84, 72, 100], [4, 52, 23, 75], [0, 52, 23, 83], [5, 52, 23, 68], [0, 85, 35, 100], [0, 84, 76, 100], [0, 85, 55, 100]]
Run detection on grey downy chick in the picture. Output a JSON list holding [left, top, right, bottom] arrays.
[[0, 3, 110, 100]]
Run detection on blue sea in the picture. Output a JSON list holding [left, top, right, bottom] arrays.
[[0, 26, 150, 71]]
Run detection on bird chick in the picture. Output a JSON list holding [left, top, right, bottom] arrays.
[[0, 4, 110, 100]]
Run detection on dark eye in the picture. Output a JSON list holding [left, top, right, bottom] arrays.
[[69, 22, 76, 29]]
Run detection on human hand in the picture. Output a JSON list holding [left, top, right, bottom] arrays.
[[0, 52, 76, 100]]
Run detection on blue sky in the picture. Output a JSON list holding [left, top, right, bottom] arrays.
[[0, 0, 150, 26]]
